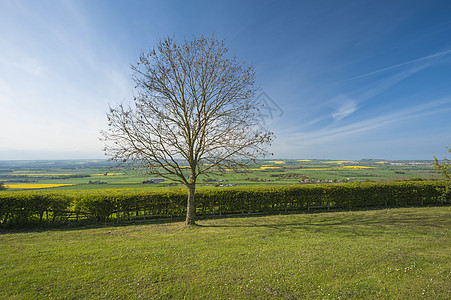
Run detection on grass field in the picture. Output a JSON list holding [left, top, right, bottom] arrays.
[[1, 207, 449, 299]]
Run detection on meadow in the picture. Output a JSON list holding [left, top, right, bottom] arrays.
[[0, 207, 449, 299]]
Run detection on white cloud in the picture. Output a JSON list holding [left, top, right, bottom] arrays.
[[331, 97, 358, 121]]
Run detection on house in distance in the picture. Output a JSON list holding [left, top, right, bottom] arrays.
[[142, 178, 165, 184]]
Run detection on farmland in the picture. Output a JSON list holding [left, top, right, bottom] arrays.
[[1, 160, 449, 299], [0, 159, 440, 192]]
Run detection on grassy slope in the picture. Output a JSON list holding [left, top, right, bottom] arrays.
[[0, 207, 450, 299]]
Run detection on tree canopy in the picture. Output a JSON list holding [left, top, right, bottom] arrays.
[[102, 36, 273, 225]]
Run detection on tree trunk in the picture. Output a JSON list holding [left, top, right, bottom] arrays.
[[185, 184, 196, 225]]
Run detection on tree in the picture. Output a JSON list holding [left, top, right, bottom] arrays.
[[0, 182, 6, 191], [102, 37, 273, 225], [433, 146, 451, 180]]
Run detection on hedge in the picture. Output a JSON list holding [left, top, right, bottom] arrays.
[[0, 193, 72, 226], [0, 181, 449, 227]]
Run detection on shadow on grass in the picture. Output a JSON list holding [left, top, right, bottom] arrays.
[[1, 204, 449, 235], [196, 205, 451, 236], [0, 216, 186, 235]]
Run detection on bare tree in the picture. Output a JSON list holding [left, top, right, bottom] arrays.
[[102, 37, 273, 225], [433, 146, 451, 180]]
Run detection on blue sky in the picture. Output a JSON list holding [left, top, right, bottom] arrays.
[[1, 0, 451, 160]]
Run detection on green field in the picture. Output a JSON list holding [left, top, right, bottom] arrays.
[[0, 159, 440, 193], [0, 207, 449, 299]]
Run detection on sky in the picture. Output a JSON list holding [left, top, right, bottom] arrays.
[[1, 0, 451, 160]]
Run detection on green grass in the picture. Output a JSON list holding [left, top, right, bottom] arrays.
[[1, 207, 450, 299]]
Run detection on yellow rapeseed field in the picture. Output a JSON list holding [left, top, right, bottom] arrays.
[[266, 161, 286, 164], [11, 173, 75, 176], [342, 166, 375, 169], [297, 159, 312, 162], [5, 184, 76, 189], [299, 166, 375, 171], [224, 168, 261, 171], [298, 168, 334, 171], [324, 161, 358, 164], [92, 173, 125, 176]]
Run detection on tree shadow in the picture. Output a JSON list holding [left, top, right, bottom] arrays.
[[0, 216, 186, 235], [196, 205, 451, 236], [1, 205, 449, 235]]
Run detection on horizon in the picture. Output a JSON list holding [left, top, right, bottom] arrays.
[[1, 1, 451, 161], [0, 158, 437, 163]]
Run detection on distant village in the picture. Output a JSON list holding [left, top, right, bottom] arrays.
[[140, 176, 350, 188]]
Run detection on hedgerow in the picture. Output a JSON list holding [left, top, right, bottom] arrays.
[[0, 181, 449, 227], [0, 193, 72, 226]]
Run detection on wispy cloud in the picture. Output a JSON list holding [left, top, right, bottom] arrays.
[[291, 62, 429, 132], [330, 97, 358, 121], [348, 49, 451, 81], [353, 64, 428, 101], [286, 97, 451, 146]]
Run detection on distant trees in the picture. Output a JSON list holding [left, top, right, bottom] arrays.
[[0, 182, 6, 191], [102, 36, 273, 225], [433, 146, 451, 180]]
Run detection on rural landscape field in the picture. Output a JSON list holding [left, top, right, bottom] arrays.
[[2, 0, 451, 299], [0, 159, 440, 192], [1, 159, 450, 298]]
